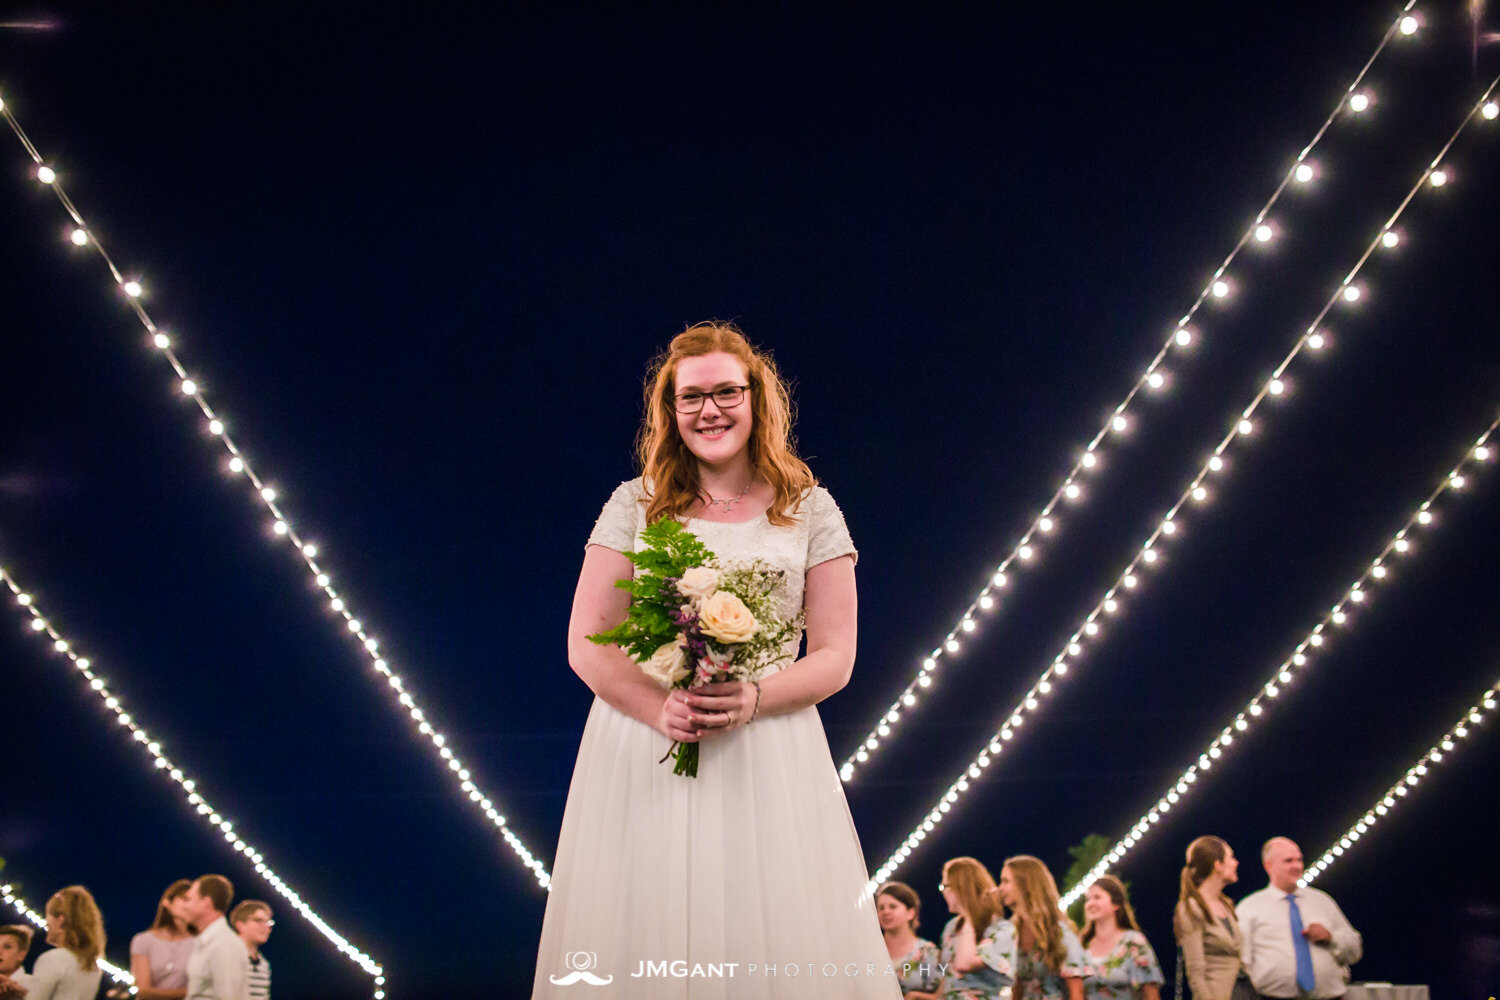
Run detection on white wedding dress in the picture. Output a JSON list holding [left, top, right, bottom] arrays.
[[532, 479, 901, 999]]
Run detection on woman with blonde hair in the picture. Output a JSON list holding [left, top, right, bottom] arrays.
[[1172, 836, 1248, 1000], [876, 882, 942, 998], [28, 886, 105, 1000], [532, 322, 898, 997], [1078, 876, 1164, 1000], [129, 879, 196, 999], [980, 855, 1091, 1000], [933, 857, 1009, 999]]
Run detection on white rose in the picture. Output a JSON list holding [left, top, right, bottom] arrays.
[[640, 636, 690, 688], [677, 566, 720, 599], [699, 591, 759, 644]]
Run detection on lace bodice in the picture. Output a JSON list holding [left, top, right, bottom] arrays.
[[586, 478, 857, 669]]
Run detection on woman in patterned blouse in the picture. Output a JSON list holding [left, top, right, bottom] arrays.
[[1078, 876, 1164, 1000], [979, 855, 1092, 1000], [878, 881, 943, 998], [935, 857, 1010, 999]]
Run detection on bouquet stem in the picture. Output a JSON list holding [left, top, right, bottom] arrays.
[[659, 740, 701, 777]]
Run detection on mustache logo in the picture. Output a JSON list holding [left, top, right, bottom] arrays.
[[549, 970, 615, 985], [551, 951, 613, 986]]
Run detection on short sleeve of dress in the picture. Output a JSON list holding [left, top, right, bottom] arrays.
[[1122, 930, 1166, 988], [977, 916, 1018, 979], [130, 931, 151, 956], [1060, 922, 1094, 980], [805, 486, 858, 567], [585, 479, 643, 554]]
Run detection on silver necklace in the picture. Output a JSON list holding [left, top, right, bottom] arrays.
[[704, 479, 755, 513]]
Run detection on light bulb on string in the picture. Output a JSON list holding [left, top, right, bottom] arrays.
[[0, 566, 386, 982], [834, 12, 1474, 779], [1054, 410, 1500, 906], [1254, 222, 1275, 243], [1399, 14, 1419, 35], [1347, 91, 1372, 114], [0, 98, 551, 895], [1305, 679, 1500, 885], [1429, 167, 1449, 187], [1483, 102, 1499, 121]]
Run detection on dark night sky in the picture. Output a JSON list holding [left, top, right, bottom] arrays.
[[3, 3, 1499, 999]]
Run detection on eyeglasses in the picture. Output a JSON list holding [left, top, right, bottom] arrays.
[[673, 385, 749, 414], [938, 882, 950, 892], [248, 917, 275, 926]]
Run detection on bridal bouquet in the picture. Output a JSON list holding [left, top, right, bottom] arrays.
[[588, 518, 800, 777]]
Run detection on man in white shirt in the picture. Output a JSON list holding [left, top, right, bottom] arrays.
[[183, 875, 249, 1000], [1237, 838, 1362, 1000]]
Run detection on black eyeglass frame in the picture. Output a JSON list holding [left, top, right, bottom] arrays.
[[672, 384, 751, 414]]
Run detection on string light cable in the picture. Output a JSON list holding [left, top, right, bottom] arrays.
[[0, 95, 550, 888], [1, 882, 133, 987], [0, 566, 388, 995], [872, 75, 1500, 886], [1055, 408, 1500, 910], [838, 1, 1426, 781], [1302, 676, 1500, 884]]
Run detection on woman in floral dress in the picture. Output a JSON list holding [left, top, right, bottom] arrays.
[[978, 856, 1092, 1000], [878, 882, 943, 998], [935, 858, 1009, 999], [1078, 876, 1164, 1000]]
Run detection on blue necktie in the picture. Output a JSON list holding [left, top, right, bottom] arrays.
[[1287, 893, 1316, 994]]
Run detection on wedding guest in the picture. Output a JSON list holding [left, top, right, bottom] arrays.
[[1078, 876, 1164, 1000], [1237, 838, 1361, 1000], [26, 886, 105, 1000], [877, 882, 941, 998], [182, 875, 246, 1000], [131, 879, 197, 1000], [936, 857, 1010, 999], [0, 924, 34, 997], [229, 902, 272, 1000], [1173, 836, 1248, 1000], [981, 855, 1090, 1000]]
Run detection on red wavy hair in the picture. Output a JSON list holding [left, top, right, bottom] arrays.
[[637, 321, 815, 526]]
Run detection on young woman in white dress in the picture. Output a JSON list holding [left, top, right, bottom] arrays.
[[532, 322, 900, 998]]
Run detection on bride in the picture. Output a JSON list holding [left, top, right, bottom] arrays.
[[532, 321, 900, 998]]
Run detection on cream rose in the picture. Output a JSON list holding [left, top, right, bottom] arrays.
[[640, 636, 690, 688], [699, 591, 759, 644], [677, 566, 720, 600]]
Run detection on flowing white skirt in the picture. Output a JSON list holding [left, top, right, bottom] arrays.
[[532, 697, 902, 998]]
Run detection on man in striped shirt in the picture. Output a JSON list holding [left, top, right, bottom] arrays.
[[230, 900, 273, 1000]]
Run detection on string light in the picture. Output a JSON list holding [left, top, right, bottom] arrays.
[[1, 883, 134, 987], [1, 566, 387, 994], [1055, 412, 1500, 908], [0, 91, 550, 891], [871, 73, 1500, 875], [837, 3, 1428, 781], [1303, 678, 1500, 884], [834, 9, 1440, 779]]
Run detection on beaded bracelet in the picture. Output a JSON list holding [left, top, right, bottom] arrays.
[[749, 679, 763, 724]]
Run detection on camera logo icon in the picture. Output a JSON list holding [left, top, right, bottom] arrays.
[[550, 950, 613, 987]]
